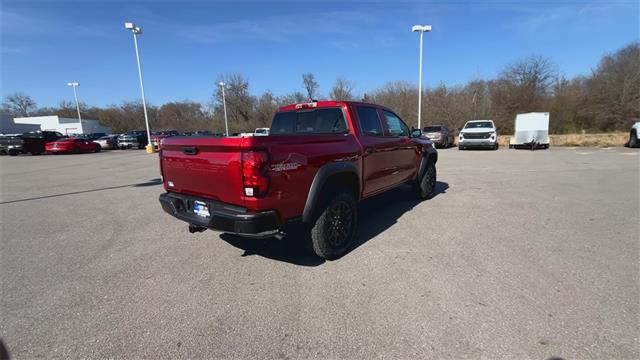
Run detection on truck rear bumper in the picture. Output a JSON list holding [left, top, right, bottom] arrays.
[[159, 192, 281, 238]]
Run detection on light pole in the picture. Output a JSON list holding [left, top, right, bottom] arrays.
[[218, 82, 229, 136], [124, 21, 153, 153], [412, 24, 432, 131], [66, 82, 82, 124]]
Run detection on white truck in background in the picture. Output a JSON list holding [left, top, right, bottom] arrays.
[[509, 112, 550, 149]]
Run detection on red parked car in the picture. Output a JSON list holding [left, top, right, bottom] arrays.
[[159, 101, 438, 259], [46, 138, 101, 154]]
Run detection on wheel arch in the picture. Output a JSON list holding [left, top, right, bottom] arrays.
[[302, 162, 360, 223], [416, 147, 438, 180]]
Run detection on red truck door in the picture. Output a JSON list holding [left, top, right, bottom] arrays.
[[354, 105, 402, 197], [380, 110, 417, 183]]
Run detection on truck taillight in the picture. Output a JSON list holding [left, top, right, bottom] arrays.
[[242, 151, 269, 197]]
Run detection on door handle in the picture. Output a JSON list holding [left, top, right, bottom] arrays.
[[182, 146, 198, 155]]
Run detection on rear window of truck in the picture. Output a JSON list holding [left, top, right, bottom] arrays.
[[270, 108, 347, 135]]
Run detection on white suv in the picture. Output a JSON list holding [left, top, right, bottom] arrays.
[[458, 120, 498, 150]]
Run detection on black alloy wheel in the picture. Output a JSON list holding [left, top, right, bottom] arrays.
[[325, 200, 354, 249]]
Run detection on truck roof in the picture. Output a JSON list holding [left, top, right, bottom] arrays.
[[277, 100, 386, 112]]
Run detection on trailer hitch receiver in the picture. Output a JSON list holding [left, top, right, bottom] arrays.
[[188, 224, 207, 233]]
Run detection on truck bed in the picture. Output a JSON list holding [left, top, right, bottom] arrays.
[[160, 134, 361, 221]]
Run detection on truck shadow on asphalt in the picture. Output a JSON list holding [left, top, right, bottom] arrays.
[[220, 181, 449, 266], [0, 338, 9, 360], [0, 178, 162, 204]]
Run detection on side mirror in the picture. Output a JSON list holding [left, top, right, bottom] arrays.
[[411, 129, 422, 138], [457, 128, 462, 132]]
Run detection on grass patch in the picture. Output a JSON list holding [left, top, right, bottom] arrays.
[[491, 133, 629, 147]]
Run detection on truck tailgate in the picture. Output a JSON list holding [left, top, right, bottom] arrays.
[[160, 137, 245, 206]]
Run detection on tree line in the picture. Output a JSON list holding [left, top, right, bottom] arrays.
[[2, 42, 638, 134]]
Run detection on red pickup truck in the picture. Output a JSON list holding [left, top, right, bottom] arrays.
[[159, 101, 438, 259]]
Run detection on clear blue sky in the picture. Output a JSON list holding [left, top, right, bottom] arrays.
[[1, 1, 638, 107]]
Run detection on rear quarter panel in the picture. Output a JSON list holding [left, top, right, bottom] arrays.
[[243, 134, 361, 221]]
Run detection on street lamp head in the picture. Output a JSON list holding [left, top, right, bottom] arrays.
[[218, 82, 225, 87], [67, 82, 79, 87], [124, 21, 142, 34], [412, 24, 432, 32]]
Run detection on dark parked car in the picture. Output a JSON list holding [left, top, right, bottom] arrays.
[[196, 131, 223, 136], [76, 133, 107, 141], [0, 131, 65, 156], [422, 124, 454, 148], [117, 131, 148, 149], [0, 134, 24, 155]]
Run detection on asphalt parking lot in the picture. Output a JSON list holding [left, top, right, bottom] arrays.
[[1, 147, 638, 359]]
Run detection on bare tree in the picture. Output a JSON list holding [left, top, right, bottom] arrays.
[[213, 73, 256, 132], [501, 56, 557, 97], [584, 42, 640, 131], [2, 92, 37, 117], [302, 73, 319, 100], [278, 92, 307, 106], [254, 91, 278, 128], [489, 56, 558, 132], [329, 77, 355, 101], [54, 100, 85, 119], [369, 81, 418, 127], [158, 101, 209, 131]]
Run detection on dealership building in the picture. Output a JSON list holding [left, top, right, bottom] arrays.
[[12, 115, 111, 135], [1, 114, 40, 134]]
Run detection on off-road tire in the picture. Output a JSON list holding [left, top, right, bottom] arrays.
[[415, 161, 437, 200], [309, 191, 358, 260]]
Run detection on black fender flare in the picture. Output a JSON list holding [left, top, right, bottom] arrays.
[[302, 161, 359, 223], [416, 146, 438, 181]]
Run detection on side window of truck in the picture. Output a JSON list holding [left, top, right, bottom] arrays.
[[297, 108, 347, 134], [270, 111, 297, 134], [356, 107, 384, 136], [382, 110, 410, 137]]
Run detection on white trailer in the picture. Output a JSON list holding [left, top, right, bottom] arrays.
[[509, 112, 550, 149]]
